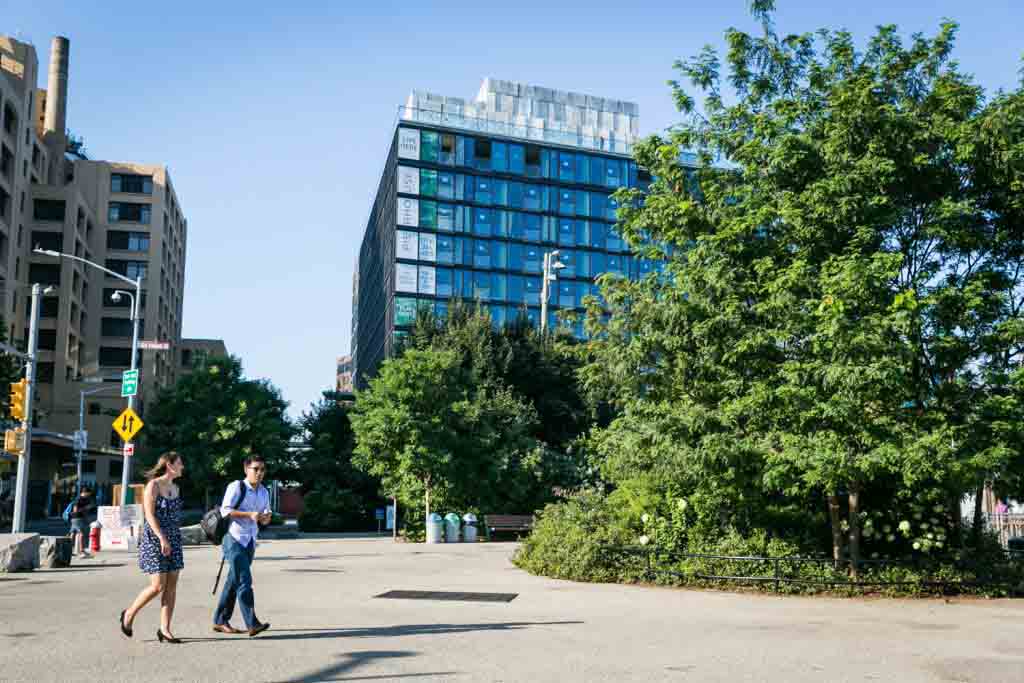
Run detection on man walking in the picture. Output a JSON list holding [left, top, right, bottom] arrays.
[[212, 454, 272, 637]]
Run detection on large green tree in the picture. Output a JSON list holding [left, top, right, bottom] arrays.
[[350, 347, 543, 524], [142, 356, 295, 505], [286, 392, 383, 530], [583, 2, 1024, 569]]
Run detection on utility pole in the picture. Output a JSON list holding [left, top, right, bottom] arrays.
[[11, 285, 41, 533]]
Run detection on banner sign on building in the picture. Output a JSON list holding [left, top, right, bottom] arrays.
[[397, 128, 420, 160], [397, 197, 419, 227], [396, 263, 418, 293], [418, 265, 436, 295], [418, 233, 436, 262], [394, 297, 417, 325], [396, 230, 419, 260], [398, 166, 419, 195]]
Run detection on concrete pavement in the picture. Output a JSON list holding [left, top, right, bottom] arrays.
[[0, 537, 1022, 682]]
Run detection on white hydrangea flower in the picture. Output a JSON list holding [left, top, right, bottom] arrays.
[[677, 499, 688, 510], [641, 514, 649, 524], [639, 535, 650, 546], [913, 541, 921, 550], [898, 520, 911, 533]]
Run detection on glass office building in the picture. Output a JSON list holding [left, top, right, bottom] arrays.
[[354, 79, 655, 387]]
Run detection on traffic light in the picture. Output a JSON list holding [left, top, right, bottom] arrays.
[[9, 379, 27, 422]]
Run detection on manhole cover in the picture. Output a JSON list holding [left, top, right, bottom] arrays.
[[375, 590, 518, 603]]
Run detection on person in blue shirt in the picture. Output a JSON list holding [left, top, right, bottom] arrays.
[[212, 454, 272, 637]]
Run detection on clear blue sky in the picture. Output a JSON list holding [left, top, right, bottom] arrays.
[[8, 1, 1022, 417]]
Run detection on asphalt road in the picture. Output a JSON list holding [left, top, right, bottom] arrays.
[[1, 537, 1022, 682]]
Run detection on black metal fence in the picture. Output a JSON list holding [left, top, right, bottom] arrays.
[[604, 544, 1024, 594]]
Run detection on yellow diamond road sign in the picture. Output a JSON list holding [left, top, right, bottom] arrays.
[[113, 407, 144, 442]]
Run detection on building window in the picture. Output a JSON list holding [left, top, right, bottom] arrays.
[[31, 231, 63, 252], [37, 330, 58, 351], [108, 202, 151, 224], [99, 346, 133, 367], [0, 187, 9, 222], [0, 144, 13, 179], [36, 362, 55, 384], [24, 296, 60, 319], [88, 402, 102, 415], [105, 260, 148, 280], [181, 349, 192, 367], [110, 174, 153, 194], [82, 459, 97, 474], [106, 231, 150, 252], [110, 459, 124, 477], [28, 263, 61, 285], [101, 317, 139, 337], [33, 199, 66, 222], [2, 102, 15, 135]]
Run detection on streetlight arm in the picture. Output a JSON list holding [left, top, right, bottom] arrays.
[[33, 248, 139, 289]]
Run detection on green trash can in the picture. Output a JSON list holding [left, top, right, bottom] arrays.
[[444, 513, 461, 543], [426, 513, 444, 544]]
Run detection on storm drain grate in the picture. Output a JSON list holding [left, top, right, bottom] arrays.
[[375, 590, 518, 603]]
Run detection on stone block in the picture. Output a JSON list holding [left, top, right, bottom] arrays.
[[38, 535, 73, 568], [180, 524, 206, 546], [0, 533, 41, 572]]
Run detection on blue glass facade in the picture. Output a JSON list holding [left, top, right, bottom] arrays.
[[354, 122, 657, 386]]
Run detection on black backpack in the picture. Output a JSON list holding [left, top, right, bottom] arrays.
[[200, 480, 247, 545]]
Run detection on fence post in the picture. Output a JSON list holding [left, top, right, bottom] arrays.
[[773, 558, 781, 593]]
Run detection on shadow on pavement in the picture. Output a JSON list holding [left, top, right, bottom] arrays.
[[182, 620, 582, 644], [42, 564, 127, 572], [269, 650, 458, 683]]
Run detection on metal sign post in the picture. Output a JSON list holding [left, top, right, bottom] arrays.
[[11, 285, 41, 533]]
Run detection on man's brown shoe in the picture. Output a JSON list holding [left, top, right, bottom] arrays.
[[212, 624, 245, 635], [248, 622, 270, 637]]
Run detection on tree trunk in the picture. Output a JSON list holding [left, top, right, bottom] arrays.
[[971, 482, 984, 546], [847, 485, 861, 578], [950, 491, 963, 548], [827, 492, 844, 569], [424, 479, 431, 521]]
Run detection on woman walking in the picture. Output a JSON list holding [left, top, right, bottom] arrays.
[[119, 451, 186, 643]]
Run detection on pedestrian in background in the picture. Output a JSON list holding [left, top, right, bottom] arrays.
[[212, 454, 272, 637], [119, 451, 186, 644], [69, 487, 95, 558]]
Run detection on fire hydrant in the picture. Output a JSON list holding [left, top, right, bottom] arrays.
[[89, 521, 101, 553]]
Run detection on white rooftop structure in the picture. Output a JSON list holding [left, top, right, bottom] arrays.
[[402, 78, 640, 155]]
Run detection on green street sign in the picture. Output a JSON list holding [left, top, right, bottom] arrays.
[[121, 369, 139, 398]]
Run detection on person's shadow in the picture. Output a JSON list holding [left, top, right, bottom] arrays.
[[181, 620, 583, 644]]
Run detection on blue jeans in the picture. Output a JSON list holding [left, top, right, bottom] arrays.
[[213, 534, 256, 629]]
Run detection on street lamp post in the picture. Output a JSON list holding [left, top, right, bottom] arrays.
[[77, 385, 117, 494], [8, 284, 44, 533], [540, 250, 566, 333], [34, 248, 143, 507]]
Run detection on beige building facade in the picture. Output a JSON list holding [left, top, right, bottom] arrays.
[[1, 34, 189, 497]]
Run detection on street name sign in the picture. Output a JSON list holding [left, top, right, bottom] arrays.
[[121, 369, 139, 397], [113, 407, 144, 442], [139, 341, 170, 351]]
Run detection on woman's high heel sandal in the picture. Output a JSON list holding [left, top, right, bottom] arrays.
[[156, 629, 181, 644]]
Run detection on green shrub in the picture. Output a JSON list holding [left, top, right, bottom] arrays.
[[513, 490, 641, 582]]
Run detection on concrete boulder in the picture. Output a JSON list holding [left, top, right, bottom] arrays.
[[0, 533, 41, 572], [38, 535, 73, 568], [180, 524, 206, 546]]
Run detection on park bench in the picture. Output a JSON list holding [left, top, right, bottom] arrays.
[[483, 514, 534, 541]]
